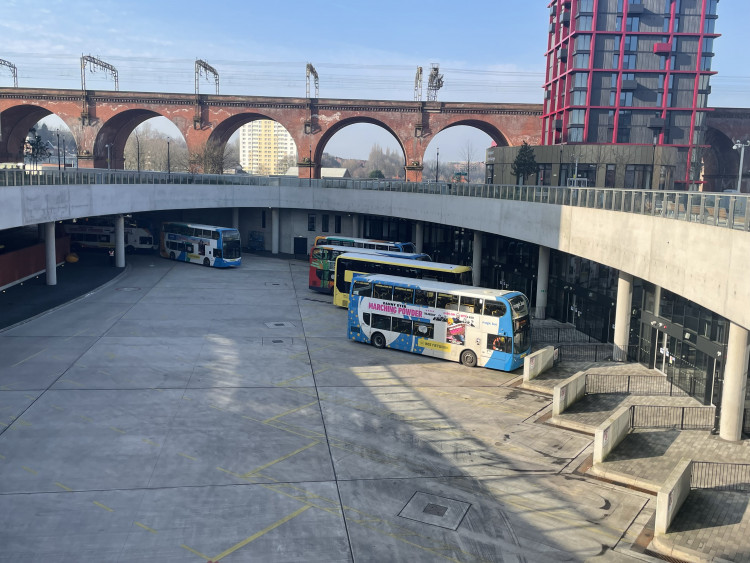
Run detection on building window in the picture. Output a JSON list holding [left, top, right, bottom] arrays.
[[322, 214, 329, 233], [577, 16, 593, 31], [605, 164, 616, 188], [626, 16, 640, 32], [573, 72, 589, 88], [617, 110, 632, 143], [335, 215, 342, 234], [619, 91, 633, 106], [573, 53, 589, 68], [622, 54, 637, 69], [700, 56, 712, 71], [572, 90, 587, 105], [308, 214, 316, 231], [569, 109, 585, 125], [537, 163, 553, 186], [625, 164, 653, 189], [575, 34, 591, 51], [568, 127, 584, 142], [578, 0, 594, 13], [624, 35, 638, 52], [612, 53, 620, 68]]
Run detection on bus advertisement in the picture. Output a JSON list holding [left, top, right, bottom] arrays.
[[63, 221, 157, 253], [160, 222, 241, 268], [333, 252, 472, 308], [309, 245, 430, 294], [347, 274, 531, 372], [313, 236, 417, 253]]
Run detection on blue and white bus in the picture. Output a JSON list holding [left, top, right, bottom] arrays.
[[160, 222, 241, 268], [347, 274, 531, 371]]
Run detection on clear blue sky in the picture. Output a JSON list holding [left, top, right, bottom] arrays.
[[2, 0, 748, 160]]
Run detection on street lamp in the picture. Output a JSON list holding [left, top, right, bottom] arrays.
[[105, 143, 111, 171], [166, 137, 171, 177], [733, 139, 750, 193], [136, 136, 141, 173], [436, 147, 439, 182], [56, 132, 61, 171]]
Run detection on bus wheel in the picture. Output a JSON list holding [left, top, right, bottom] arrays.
[[460, 350, 477, 368], [371, 332, 386, 349], [169, 252, 175, 260], [203, 258, 210, 267], [125, 245, 135, 254]]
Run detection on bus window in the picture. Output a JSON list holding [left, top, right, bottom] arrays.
[[392, 318, 412, 334], [363, 313, 371, 326], [487, 334, 511, 353], [436, 292, 458, 310], [393, 286, 414, 304], [98, 235, 109, 242], [373, 284, 393, 300], [413, 321, 434, 339], [352, 280, 372, 297], [484, 302, 507, 317], [372, 314, 391, 330], [459, 296, 482, 313], [414, 289, 436, 307]]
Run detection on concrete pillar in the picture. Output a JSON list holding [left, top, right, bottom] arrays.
[[415, 221, 424, 254], [38, 223, 45, 242], [232, 207, 239, 230], [535, 246, 550, 319], [719, 323, 749, 441], [351, 214, 360, 238], [613, 271, 633, 362], [44, 222, 57, 286], [114, 215, 125, 268], [472, 231, 482, 287], [271, 208, 280, 255]]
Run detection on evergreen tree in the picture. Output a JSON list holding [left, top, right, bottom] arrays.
[[511, 141, 537, 185]]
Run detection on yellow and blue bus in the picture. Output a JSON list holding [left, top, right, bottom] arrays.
[[313, 236, 417, 253], [347, 274, 531, 371], [309, 245, 430, 294], [160, 222, 241, 268], [333, 252, 472, 308]]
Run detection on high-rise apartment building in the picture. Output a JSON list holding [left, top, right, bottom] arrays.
[[542, 0, 719, 189], [238, 120, 297, 175]]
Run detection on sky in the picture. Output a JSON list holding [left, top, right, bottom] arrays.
[[1, 0, 748, 161]]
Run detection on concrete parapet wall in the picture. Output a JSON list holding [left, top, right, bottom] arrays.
[[655, 458, 693, 536], [552, 371, 586, 416], [523, 346, 556, 383], [593, 406, 632, 464]]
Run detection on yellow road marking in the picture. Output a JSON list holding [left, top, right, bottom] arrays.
[[216, 466, 242, 478], [178, 452, 197, 461], [93, 501, 114, 512], [54, 482, 72, 491], [142, 439, 158, 446], [0, 421, 8, 427], [11, 349, 45, 368], [262, 401, 318, 423], [109, 426, 126, 434], [51, 405, 65, 411], [241, 441, 320, 478], [135, 521, 157, 534], [0, 454, 5, 459], [179, 544, 212, 561], [274, 374, 309, 386], [21, 466, 37, 474], [77, 415, 93, 422], [211, 505, 312, 561]]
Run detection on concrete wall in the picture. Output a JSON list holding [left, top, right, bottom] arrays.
[[655, 458, 693, 536], [0, 236, 69, 290], [523, 346, 556, 382], [2, 182, 749, 330], [593, 406, 632, 464], [552, 371, 587, 416]]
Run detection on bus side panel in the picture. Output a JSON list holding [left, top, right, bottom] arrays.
[[347, 298, 371, 343]]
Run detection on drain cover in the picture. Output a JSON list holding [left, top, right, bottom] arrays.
[[398, 492, 471, 530], [264, 321, 296, 328]]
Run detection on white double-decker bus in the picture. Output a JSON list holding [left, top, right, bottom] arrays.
[[347, 274, 531, 372], [63, 220, 157, 253]]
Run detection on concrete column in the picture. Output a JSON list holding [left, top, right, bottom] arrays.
[[719, 323, 749, 441], [415, 221, 424, 254], [472, 231, 482, 286], [44, 222, 57, 286], [232, 207, 239, 230], [114, 215, 125, 268], [271, 208, 280, 255], [613, 271, 633, 362], [351, 214, 360, 238], [535, 246, 550, 319], [38, 223, 45, 242]]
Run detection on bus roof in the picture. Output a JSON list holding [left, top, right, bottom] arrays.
[[315, 245, 428, 259], [315, 236, 404, 245], [352, 274, 522, 299], [336, 252, 470, 272], [163, 221, 237, 232]]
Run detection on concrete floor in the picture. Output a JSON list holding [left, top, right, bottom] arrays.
[[0, 254, 658, 562]]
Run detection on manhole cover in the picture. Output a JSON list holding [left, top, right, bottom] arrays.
[[264, 321, 296, 329], [272, 339, 284, 343], [398, 492, 471, 530], [115, 287, 141, 292]]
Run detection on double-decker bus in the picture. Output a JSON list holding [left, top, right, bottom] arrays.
[[347, 274, 531, 371], [333, 252, 472, 308], [309, 245, 431, 294], [63, 220, 157, 253], [313, 236, 417, 253], [160, 222, 241, 268]]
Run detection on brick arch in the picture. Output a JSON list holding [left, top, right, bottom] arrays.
[[314, 116, 407, 169], [704, 127, 743, 192], [428, 119, 510, 148], [94, 109, 168, 169]]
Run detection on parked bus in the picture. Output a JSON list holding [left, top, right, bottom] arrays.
[[313, 236, 417, 253], [63, 220, 157, 253], [333, 252, 472, 308], [310, 245, 431, 294], [160, 222, 241, 268], [347, 274, 531, 371]]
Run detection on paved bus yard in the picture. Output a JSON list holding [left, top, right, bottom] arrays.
[[0, 253, 745, 562]]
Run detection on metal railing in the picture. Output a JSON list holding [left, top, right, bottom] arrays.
[[629, 405, 715, 430], [2, 168, 750, 231], [531, 326, 599, 343], [554, 343, 613, 362], [585, 374, 690, 396], [691, 462, 750, 492]]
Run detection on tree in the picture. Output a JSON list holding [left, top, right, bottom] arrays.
[[23, 131, 52, 169], [462, 140, 475, 183], [511, 141, 537, 185], [368, 169, 385, 179]]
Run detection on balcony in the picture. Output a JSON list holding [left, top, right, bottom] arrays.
[[654, 42, 672, 54], [559, 48, 568, 61], [621, 79, 638, 91], [627, 4, 645, 14], [648, 117, 666, 130]]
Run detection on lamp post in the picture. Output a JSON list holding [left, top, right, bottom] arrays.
[[136, 136, 141, 173], [309, 145, 312, 187], [62, 138, 66, 170], [436, 147, 439, 182], [56, 132, 61, 171], [733, 139, 750, 193], [166, 137, 171, 177], [105, 143, 111, 171]]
